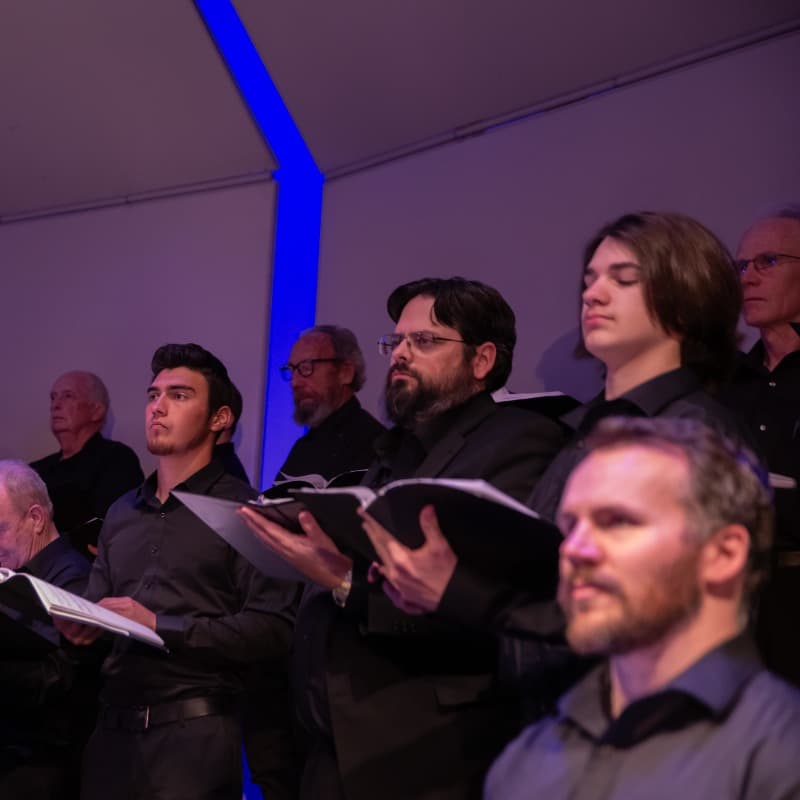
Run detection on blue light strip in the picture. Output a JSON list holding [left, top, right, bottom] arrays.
[[195, 0, 323, 488]]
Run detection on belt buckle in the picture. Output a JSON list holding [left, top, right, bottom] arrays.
[[139, 705, 150, 731]]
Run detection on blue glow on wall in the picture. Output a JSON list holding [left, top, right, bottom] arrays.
[[195, 0, 323, 489]]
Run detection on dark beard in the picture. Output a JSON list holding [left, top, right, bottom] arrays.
[[382, 363, 477, 428]]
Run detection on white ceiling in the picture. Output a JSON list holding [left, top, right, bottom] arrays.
[[1, 0, 797, 218]]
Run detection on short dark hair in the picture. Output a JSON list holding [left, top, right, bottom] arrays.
[[580, 212, 741, 390], [386, 277, 516, 392], [150, 343, 232, 417], [301, 325, 367, 391], [586, 416, 773, 602]]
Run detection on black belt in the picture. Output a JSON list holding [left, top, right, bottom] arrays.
[[99, 695, 239, 732]]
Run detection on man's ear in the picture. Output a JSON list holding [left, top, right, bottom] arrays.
[[470, 342, 497, 383], [28, 504, 47, 537], [700, 523, 750, 590], [337, 360, 356, 388], [89, 403, 106, 424], [210, 405, 233, 433]]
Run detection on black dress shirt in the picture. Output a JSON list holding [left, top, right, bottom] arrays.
[[31, 433, 144, 551], [485, 635, 800, 800], [529, 367, 753, 522], [276, 397, 385, 482], [85, 461, 297, 706], [0, 535, 95, 794], [721, 343, 800, 549]]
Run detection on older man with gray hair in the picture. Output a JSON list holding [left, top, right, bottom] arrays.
[[0, 460, 96, 799], [31, 371, 143, 556], [276, 325, 384, 483], [721, 204, 800, 685]]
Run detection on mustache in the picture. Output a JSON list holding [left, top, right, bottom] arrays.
[[559, 570, 621, 598], [388, 364, 421, 380]]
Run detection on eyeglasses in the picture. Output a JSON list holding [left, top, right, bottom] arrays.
[[735, 252, 800, 275], [279, 358, 341, 381], [377, 331, 465, 356]]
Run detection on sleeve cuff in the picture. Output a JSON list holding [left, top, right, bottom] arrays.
[[155, 614, 188, 650]]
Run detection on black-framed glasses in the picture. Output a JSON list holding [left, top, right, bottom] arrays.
[[279, 358, 341, 381], [377, 331, 465, 356], [735, 252, 800, 276]]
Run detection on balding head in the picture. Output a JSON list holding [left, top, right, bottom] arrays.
[[0, 460, 57, 569], [49, 371, 109, 456], [738, 207, 800, 331]]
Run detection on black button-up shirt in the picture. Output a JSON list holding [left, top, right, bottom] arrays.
[[0, 535, 93, 752], [30, 432, 144, 544], [85, 461, 297, 706], [529, 367, 753, 522], [721, 343, 800, 549], [486, 635, 800, 800], [276, 397, 385, 483]]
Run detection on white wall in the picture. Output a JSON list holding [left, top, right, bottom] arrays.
[[0, 181, 276, 483], [317, 33, 800, 418]]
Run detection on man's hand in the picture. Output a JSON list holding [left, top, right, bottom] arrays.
[[54, 617, 105, 645], [360, 504, 458, 615], [98, 597, 157, 631], [237, 507, 353, 590]]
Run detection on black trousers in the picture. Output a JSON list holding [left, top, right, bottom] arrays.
[[80, 713, 242, 800]]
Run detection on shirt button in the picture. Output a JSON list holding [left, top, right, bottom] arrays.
[[160, 512, 166, 519], [759, 424, 767, 431], [150, 545, 159, 555], [143, 581, 152, 589]]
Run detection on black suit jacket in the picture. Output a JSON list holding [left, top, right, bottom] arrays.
[[324, 392, 564, 800]]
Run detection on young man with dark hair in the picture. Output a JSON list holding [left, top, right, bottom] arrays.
[[239, 279, 565, 800], [58, 343, 297, 800], [485, 417, 800, 800]]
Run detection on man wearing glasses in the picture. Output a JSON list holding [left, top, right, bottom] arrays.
[[275, 325, 384, 483], [239, 277, 565, 800], [721, 205, 800, 686]]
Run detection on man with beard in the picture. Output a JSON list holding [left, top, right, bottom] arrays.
[[485, 417, 800, 800], [57, 343, 297, 800], [275, 326, 384, 483], [239, 278, 565, 800]]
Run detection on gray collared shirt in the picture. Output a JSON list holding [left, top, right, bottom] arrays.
[[485, 635, 800, 800]]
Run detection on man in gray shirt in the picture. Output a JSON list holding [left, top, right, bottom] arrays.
[[485, 416, 800, 800]]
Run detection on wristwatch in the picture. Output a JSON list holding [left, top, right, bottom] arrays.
[[331, 568, 353, 608]]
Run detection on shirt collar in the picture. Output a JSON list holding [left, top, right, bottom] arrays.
[[561, 367, 702, 433], [21, 533, 76, 579], [136, 459, 225, 510], [559, 633, 761, 746]]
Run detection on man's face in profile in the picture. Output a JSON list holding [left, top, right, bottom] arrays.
[[50, 372, 101, 440], [556, 443, 702, 656], [288, 334, 351, 428], [0, 486, 36, 570], [145, 367, 215, 457], [383, 294, 478, 427], [738, 217, 800, 330]]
